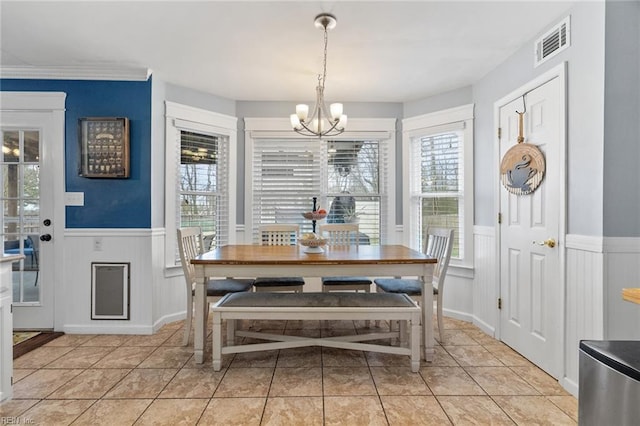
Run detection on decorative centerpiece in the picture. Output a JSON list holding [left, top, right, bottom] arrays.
[[301, 211, 327, 221], [300, 196, 327, 252], [299, 233, 327, 253]]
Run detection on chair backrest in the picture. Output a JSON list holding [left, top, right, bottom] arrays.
[[319, 223, 360, 246], [424, 227, 454, 289], [177, 227, 204, 287], [259, 224, 299, 246]]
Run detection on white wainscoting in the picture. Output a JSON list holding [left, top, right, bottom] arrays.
[[563, 234, 605, 396], [62, 228, 183, 334], [472, 226, 497, 336], [442, 266, 474, 324], [604, 237, 640, 340], [464, 231, 637, 397]]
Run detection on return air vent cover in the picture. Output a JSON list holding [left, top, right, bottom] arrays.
[[534, 16, 570, 67]]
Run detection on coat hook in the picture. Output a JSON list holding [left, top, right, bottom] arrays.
[[515, 94, 527, 115]]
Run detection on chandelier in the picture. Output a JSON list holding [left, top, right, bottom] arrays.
[[290, 13, 347, 137]]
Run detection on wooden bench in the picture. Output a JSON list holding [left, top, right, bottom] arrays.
[[211, 292, 422, 372]]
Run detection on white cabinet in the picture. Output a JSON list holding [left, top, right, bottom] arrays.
[[0, 255, 17, 402]]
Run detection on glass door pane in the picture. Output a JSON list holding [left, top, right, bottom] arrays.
[[2, 129, 40, 304]]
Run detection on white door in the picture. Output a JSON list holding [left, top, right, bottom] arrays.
[[1, 93, 65, 330], [498, 76, 564, 377]]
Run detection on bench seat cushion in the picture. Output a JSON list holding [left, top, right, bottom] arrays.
[[217, 291, 415, 308]]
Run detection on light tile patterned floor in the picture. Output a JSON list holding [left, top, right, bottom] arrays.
[[0, 317, 578, 425]]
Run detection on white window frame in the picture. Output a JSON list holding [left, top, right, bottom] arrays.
[[244, 117, 396, 244], [402, 104, 474, 268], [164, 101, 238, 270]]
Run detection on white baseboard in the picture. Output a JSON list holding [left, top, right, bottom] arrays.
[[443, 308, 474, 324], [560, 376, 578, 397], [153, 311, 186, 333], [472, 316, 496, 338]]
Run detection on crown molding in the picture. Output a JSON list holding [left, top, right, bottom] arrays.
[[0, 66, 151, 81]]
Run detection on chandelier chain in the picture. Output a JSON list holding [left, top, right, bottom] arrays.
[[320, 24, 329, 91]]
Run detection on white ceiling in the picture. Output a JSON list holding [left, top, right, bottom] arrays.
[[0, 1, 575, 103]]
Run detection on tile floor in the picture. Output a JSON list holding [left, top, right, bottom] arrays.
[[0, 316, 578, 425]]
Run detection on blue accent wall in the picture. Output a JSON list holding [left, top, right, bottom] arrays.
[[0, 78, 152, 228]]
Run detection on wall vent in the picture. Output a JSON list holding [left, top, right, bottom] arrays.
[[534, 15, 570, 67]]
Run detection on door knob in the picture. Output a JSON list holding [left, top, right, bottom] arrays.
[[40, 234, 52, 242], [533, 238, 556, 248]]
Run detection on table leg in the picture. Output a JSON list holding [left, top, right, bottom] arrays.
[[212, 312, 222, 371], [194, 276, 206, 364], [422, 264, 435, 362], [411, 312, 420, 372]]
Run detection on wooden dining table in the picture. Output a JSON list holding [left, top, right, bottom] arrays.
[[191, 244, 437, 364]]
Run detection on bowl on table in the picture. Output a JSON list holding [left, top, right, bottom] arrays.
[[299, 237, 327, 253]]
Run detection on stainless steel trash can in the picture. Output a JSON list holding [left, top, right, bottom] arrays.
[[579, 340, 640, 425]]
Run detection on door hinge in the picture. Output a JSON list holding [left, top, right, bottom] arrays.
[[498, 298, 502, 310], [10, 304, 12, 314], [498, 127, 502, 140], [498, 213, 502, 224]]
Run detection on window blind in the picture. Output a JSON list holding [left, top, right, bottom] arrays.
[[178, 130, 229, 253], [251, 138, 388, 245], [251, 139, 323, 240], [326, 140, 385, 245], [410, 128, 464, 258]]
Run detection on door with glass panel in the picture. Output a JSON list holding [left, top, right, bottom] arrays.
[[2, 112, 57, 329]]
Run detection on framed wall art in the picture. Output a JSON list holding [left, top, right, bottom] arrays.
[[79, 117, 130, 178]]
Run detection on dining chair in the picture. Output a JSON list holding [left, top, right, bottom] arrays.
[[374, 227, 454, 341], [253, 224, 305, 292], [319, 223, 372, 292], [319, 223, 373, 327], [177, 227, 254, 346]]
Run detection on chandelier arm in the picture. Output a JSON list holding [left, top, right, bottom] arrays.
[[294, 117, 344, 137], [319, 120, 343, 137]]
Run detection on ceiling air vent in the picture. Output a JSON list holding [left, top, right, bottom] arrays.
[[534, 16, 570, 67]]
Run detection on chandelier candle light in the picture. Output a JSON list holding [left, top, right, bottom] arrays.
[[290, 13, 347, 137]]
